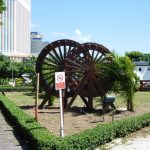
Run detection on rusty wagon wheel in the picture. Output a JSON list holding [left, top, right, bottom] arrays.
[[65, 42, 114, 109], [36, 39, 79, 108]]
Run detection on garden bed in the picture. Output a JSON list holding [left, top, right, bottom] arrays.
[[4, 91, 150, 136], [0, 93, 150, 150]]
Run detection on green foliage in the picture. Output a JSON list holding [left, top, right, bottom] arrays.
[[110, 53, 139, 111], [0, 85, 33, 92], [0, 94, 61, 150], [0, 54, 12, 77], [0, 54, 36, 85], [0, 0, 5, 13], [22, 56, 36, 74], [96, 52, 139, 111], [0, 0, 5, 25], [15, 77, 25, 86], [0, 78, 11, 85], [0, 95, 150, 150], [125, 51, 150, 62]]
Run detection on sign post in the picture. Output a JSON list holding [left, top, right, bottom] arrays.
[[55, 72, 65, 138], [35, 73, 39, 122]]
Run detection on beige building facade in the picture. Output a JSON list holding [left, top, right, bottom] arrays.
[[0, 0, 31, 57]]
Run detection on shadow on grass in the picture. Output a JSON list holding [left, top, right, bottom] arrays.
[[20, 105, 34, 110], [38, 111, 60, 114], [23, 91, 35, 98], [66, 106, 102, 117]]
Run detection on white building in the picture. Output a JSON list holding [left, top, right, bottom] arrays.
[[134, 61, 150, 80], [0, 0, 31, 58], [31, 32, 49, 56]]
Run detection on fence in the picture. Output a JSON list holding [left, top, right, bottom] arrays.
[[139, 80, 150, 91]]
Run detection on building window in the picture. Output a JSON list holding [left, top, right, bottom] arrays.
[[139, 68, 142, 71]]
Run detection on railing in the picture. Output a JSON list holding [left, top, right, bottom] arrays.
[[139, 80, 150, 91]]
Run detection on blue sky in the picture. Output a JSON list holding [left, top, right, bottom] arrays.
[[31, 0, 150, 55]]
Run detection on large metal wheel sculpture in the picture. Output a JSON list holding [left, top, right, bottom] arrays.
[[36, 39, 114, 110], [36, 39, 79, 108], [65, 43, 113, 109]]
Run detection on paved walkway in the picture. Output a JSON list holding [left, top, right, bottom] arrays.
[[110, 137, 150, 150], [0, 109, 29, 150], [97, 126, 150, 150]]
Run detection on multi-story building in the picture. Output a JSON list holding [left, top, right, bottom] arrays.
[[0, 0, 31, 59], [31, 32, 49, 56]]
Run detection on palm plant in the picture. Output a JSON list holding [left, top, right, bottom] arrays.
[[96, 52, 139, 111]]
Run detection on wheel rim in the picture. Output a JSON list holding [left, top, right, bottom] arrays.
[[66, 42, 113, 98], [36, 39, 80, 94]]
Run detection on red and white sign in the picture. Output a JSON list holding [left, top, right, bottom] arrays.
[[55, 72, 66, 90]]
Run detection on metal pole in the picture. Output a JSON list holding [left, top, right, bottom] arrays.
[[12, 69, 13, 81], [35, 73, 39, 122], [59, 89, 64, 137]]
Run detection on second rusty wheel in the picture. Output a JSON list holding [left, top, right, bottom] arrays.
[[65, 42, 114, 109]]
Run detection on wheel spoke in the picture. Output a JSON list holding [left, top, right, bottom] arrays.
[[64, 45, 66, 59], [95, 54, 104, 63], [43, 74, 54, 81], [48, 52, 60, 63], [91, 49, 95, 58], [93, 77, 105, 95], [43, 61, 58, 68], [45, 77, 55, 86], [93, 51, 100, 62], [52, 48, 62, 62], [70, 55, 85, 67], [58, 46, 64, 60], [42, 66, 58, 70], [66, 59, 86, 70], [45, 56, 59, 65], [68, 45, 72, 54]]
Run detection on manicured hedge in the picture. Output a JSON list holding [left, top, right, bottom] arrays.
[[0, 85, 33, 92], [0, 94, 150, 150], [0, 94, 61, 149]]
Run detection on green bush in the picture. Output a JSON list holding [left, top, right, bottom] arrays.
[[0, 78, 11, 85], [0, 94, 150, 150], [0, 85, 33, 92], [0, 94, 61, 149], [15, 77, 24, 86]]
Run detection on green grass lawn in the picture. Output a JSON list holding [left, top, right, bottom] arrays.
[[114, 91, 150, 109], [4, 91, 37, 106], [3, 90, 150, 111]]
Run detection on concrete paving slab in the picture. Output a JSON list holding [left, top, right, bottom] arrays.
[[0, 110, 29, 150]]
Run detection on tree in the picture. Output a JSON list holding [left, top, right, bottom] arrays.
[[0, 54, 12, 78], [0, 0, 6, 25], [0, 54, 37, 85], [125, 51, 144, 61], [96, 52, 139, 111], [0, 0, 5, 13], [144, 53, 150, 62], [125, 51, 150, 62]]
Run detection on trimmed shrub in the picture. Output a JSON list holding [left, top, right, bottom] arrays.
[[0, 94, 150, 150], [0, 95, 61, 149], [0, 85, 33, 92]]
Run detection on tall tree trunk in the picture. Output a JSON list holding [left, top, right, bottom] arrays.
[[127, 99, 134, 111]]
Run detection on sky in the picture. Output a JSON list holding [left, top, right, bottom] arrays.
[[31, 0, 150, 55]]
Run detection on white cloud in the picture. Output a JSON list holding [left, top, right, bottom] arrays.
[[75, 29, 81, 35], [30, 23, 37, 29], [72, 28, 92, 43], [51, 29, 92, 43], [51, 32, 68, 37]]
